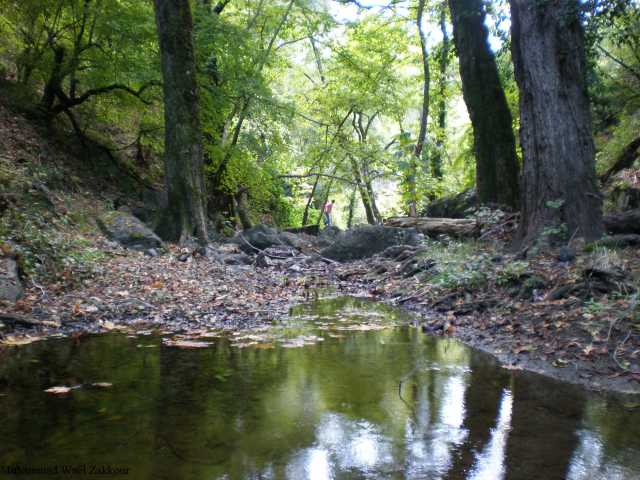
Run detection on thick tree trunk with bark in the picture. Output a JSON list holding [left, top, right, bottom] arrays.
[[349, 156, 376, 224], [234, 190, 253, 230], [409, 0, 431, 216], [431, 3, 450, 180], [153, 0, 208, 245], [510, 0, 604, 247], [448, 0, 519, 208]]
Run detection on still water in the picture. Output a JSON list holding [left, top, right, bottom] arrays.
[[0, 297, 639, 479]]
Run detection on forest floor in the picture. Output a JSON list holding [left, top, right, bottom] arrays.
[[2, 234, 640, 396], [1, 93, 639, 396]]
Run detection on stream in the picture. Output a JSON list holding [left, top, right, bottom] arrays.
[[0, 297, 639, 479]]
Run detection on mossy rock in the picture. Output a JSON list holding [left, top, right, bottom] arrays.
[[96, 211, 165, 252]]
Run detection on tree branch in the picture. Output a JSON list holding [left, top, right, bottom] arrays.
[[597, 44, 640, 83], [51, 81, 162, 114]]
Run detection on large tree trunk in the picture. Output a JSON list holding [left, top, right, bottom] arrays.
[[349, 156, 376, 224], [448, 0, 519, 208], [510, 0, 603, 247], [431, 2, 450, 180], [409, 0, 431, 216], [153, 0, 208, 245]]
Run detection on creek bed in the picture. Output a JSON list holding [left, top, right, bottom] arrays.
[[0, 297, 639, 479]]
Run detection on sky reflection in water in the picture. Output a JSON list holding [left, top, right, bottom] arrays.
[[0, 297, 639, 480]]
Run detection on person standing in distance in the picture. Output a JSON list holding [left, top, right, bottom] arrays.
[[323, 199, 335, 226]]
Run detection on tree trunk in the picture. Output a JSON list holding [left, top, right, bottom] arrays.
[[40, 46, 66, 113], [410, 0, 431, 216], [365, 178, 382, 224], [349, 156, 376, 224], [448, 0, 519, 208], [153, 0, 208, 245], [347, 187, 357, 228], [235, 190, 253, 230], [510, 0, 604, 247], [302, 173, 321, 226], [432, 3, 450, 180]]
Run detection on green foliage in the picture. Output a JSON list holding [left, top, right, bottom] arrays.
[[495, 260, 530, 286], [423, 240, 490, 290]]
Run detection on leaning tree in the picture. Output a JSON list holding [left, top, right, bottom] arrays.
[[153, 0, 208, 244], [448, 0, 520, 209], [510, 0, 604, 248]]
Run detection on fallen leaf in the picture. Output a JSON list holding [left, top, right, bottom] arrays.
[[553, 358, 569, 368], [44, 386, 76, 395], [1, 335, 41, 346], [162, 339, 211, 349]]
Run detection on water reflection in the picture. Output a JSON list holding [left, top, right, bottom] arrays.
[[468, 389, 513, 480], [0, 297, 638, 480]]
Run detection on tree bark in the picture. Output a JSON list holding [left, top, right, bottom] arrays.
[[302, 173, 321, 226], [510, 0, 604, 247], [347, 187, 357, 228], [448, 0, 519, 208], [349, 155, 376, 224], [431, 2, 450, 180], [234, 190, 253, 230], [153, 0, 208, 245], [409, 0, 431, 216]]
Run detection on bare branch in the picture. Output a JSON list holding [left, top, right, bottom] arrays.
[[51, 81, 162, 114]]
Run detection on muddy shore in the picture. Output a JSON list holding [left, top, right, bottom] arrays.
[[2, 241, 639, 398]]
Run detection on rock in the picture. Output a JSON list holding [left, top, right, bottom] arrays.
[[382, 245, 413, 259], [421, 189, 477, 218], [557, 246, 576, 263], [604, 209, 640, 235], [279, 232, 309, 251], [398, 257, 436, 278], [255, 253, 273, 268], [177, 253, 190, 262], [284, 225, 320, 236], [232, 224, 283, 254], [317, 226, 343, 247], [0, 256, 22, 303], [320, 225, 422, 262], [145, 248, 159, 257], [97, 211, 165, 252], [223, 252, 253, 266], [232, 225, 309, 254]]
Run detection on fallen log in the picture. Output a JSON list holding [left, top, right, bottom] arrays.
[[384, 216, 480, 237], [604, 209, 640, 235], [0, 313, 60, 329]]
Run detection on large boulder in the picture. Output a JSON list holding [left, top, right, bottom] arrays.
[[97, 211, 165, 252], [0, 255, 22, 302], [317, 225, 342, 248], [232, 224, 283, 253], [320, 225, 422, 262], [422, 189, 477, 218], [232, 224, 310, 254]]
